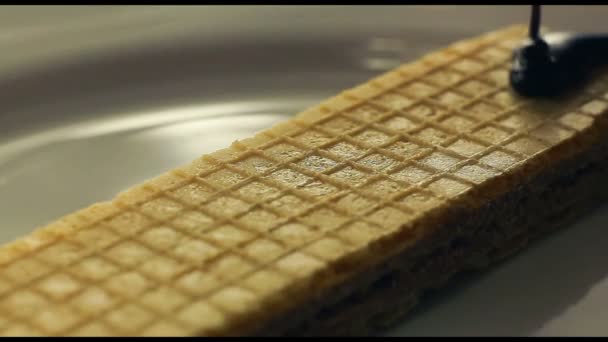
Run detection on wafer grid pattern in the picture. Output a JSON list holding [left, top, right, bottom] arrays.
[[1, 25, 608, 336]]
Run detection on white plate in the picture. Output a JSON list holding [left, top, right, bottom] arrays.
[[1, 5, 608, 337]]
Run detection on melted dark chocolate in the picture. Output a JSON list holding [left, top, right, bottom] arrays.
[[510, 5, 608, 97]]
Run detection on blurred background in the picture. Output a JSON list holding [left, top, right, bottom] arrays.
[[2, 5, 608, 337], [2, 5, 608, 78]]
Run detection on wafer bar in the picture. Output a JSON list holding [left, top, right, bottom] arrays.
[[2, 25, 608, 336]]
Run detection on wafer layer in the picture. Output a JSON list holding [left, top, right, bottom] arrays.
[[1, 25, 608, 336]]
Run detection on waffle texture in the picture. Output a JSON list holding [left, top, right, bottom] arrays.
[[2, 25, 608, 336]]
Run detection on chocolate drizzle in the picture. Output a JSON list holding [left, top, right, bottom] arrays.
[[510, 5, 608, 97]]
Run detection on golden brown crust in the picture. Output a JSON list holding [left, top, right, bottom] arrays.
[[2, 24, 608, 336]]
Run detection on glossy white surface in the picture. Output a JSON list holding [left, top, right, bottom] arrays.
[[1, 5, 608, 336]]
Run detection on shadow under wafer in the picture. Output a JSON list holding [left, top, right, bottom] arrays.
[[386, 201, 608, 337]]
